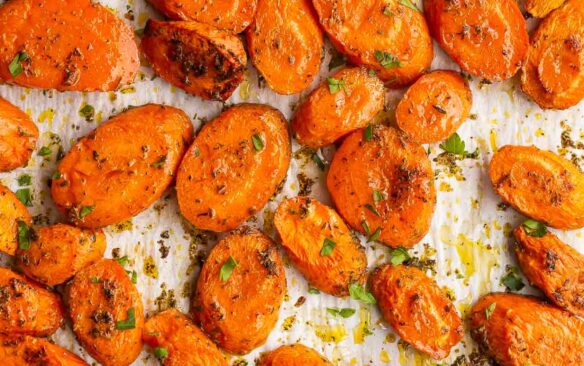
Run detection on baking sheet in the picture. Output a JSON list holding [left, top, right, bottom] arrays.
[[1, 0, 584, 365]]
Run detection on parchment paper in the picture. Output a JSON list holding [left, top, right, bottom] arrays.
[[1, 0, 583, 365]]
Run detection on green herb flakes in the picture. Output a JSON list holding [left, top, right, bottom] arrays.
[[364, 203, 381, 217], [349, 283, 376, 305], [373, 190, 385, 203], [79, 104, 95, 122], [79, 205, 95, 219], [327, 307, 356, 318], [399, 0, 420, 12], [389, 247, 410, 265], [17, 220, 31, 250], [220, 256, 238, 281], [501, 267, 525, 292], [38, 146, 51, 157], [116, 308, 136, 330], [17, 174, 31, 186], [485, 303, 496, 320], [9, 51, 28, 77], [367, 227, 382, 243], [15, 188, 32, 207], [320, 238, 336, 256], [364, 124, 373, 141], [374, 50, 401, 69], [327, 77, 347, 94], [252, 134, 264, 151], [522, 219, 548, 238], [154, 347, 168, 360]]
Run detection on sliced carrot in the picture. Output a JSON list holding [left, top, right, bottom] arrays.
[[525, 0, 566, 18], [246, 0, 323, 94], [424, 0, 529, 81], [396, 70, 472, 144], [258, 344, 333, 366], [0, 97, 38, 172], [312, 0, 433, 87], [0, 0, 139, 91], [0, 185, 31, 255], [489, 145, 584, 230], [142, 20, 247, 101], [521, 0, 584, 110], [0, 335, 88, 366]]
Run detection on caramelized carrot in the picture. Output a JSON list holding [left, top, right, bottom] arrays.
[[327, 125, 436, 248], [246, 0, 323, 94], [142, 20, 247, 101], [0, 0, 139, 91], [313, 0, 433, 87], [258, 344, 333, 366], [424, 0, 529, 81], [521, 0, 584, 110], [0, 97, 38, 172], [0, 267, 64, 337], [489, 145, 584, 230], [0, 335, 89, 366], [395, 70, 472, 144], [525, 0, 566, 18], [0, 184, 32, 255]]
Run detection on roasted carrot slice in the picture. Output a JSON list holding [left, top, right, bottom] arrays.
[[525, 0, 566, 18], [0, 335, 88, 366], [16, 224, 106, 286], [146, 0, 257, 33], [395, 70, 472, 144], [177, 104, 290, 232], [312, 0, 433, 87], [514, 224, 584, 317], [0, 185, 32, 256], [67, 259, 144, 366], [274, 196, 367, 297], [0, 0, 139, 91], [291, 67, 385, 148], [192, 227, 286, 354], [327, 125, 436, 248], [521, 0, 584, 110], [258, 344, 333, 366], [489, 145, 584, 230], [470, 293, 584, 366], [51, 104, 193, 229], [0, 97, 38, 172], [371, 264, 463, 359], [246, 0, 323, 94], [142, 20, 247, 101], [143, 309, 228, 366], [0, 267, 64, 337], [424, 0, 529, 81]]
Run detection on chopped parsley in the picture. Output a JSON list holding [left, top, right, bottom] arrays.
[[251, 134, 264, 151], [374, 50, 401, 69], [349, 283, 376, 305], [389, 247, 410, 265], [38, 146, 51, 157], [439, 133, 477, 158], [327, 77, 347, 94], [79, 104, 95, 122], [154, 347, 168, 360], [17, 220, 31, 250], [220, 256, 238, 281], [367, 227, 382, 243], [372, 190, 385, 203], [320, 238, 336, 256], [364, 203, 381, 217], [485, 303, 496, 320], [364, 124, 373, 141], [400, 0, 420, 12], [501, 267, 525, 292], [9, 51, 28, 77], [327, 307, 356, 318], [17, 174, 31, 186], [115, 308, 136, 330], [15, 188, 32, 207], [79, 205, 95, 219], [522, 219, 548, 238]]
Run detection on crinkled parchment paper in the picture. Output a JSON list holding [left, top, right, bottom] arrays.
[[1, 0, 583, 365]]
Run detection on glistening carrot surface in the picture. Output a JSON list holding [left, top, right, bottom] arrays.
[[177, 104, 290, 232], [0, 97, 38, 172], [143, 309, 228, 366], [521, 0, 584, 110], [192, 227, 286, 354], [312, 0, 433, 87], [274, 196, 367, 297], [291, 67, 385, 148], [489, 145, 584, 230], [0, 184, 31, 255], [370, 264, 463, 359], [67, 259, 144, 366], [0, 0, 139, 91], [16, 224, 106, 286], [470, 293, 584, 366], [258, 344, 334, 366], [51, 104, 193, 229], [514, 225, 584, 317], [0, 335, 89, 366], [0, 267, 64, 337], [246, 0, 323, 94], [525, 0, 566, 18], [142, 20, 247, 101], [327, 125, 436, 248], [424, 0, 529, 81], [396, 70, 472, 144], [147, 0, 257, 33]]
